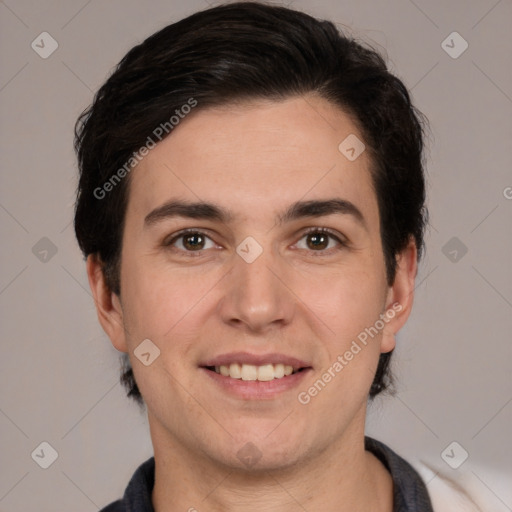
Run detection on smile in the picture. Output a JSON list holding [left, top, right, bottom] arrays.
[[199, 352, 312, 399]]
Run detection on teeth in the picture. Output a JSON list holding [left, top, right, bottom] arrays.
[[257, 364, 275, 381], [213, 363, 300, 381], [274, 364, 285, 379], [229, 363, 242, 379], [241, 364, 258, 381]]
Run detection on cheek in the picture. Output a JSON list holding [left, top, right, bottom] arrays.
[[305, 353, 379, 418], [298, 272, 386, 409], [120, 267, 210, 407], [296, 264, 387, 344], [120, 256, 221, 346]]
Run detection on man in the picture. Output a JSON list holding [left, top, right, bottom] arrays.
[[74, 2, 433, 510]]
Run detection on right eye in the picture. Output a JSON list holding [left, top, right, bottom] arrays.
[[164, 229, 218, 254]]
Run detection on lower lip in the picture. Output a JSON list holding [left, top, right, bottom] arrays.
[[200, 367, 312, 400]]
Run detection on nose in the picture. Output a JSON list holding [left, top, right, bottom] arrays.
[[217, 244, 295, 334]]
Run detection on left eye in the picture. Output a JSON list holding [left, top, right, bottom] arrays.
[[168, 231, 216, 251], [295, 229, 342, 251]]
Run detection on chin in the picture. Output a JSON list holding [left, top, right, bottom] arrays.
[[208, 425, 310, 473]]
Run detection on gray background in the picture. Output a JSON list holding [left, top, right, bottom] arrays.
[[0, 0, 511, 510]]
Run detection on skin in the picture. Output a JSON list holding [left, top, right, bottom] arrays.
[[87, 94, 417, 511]]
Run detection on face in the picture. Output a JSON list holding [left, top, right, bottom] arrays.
[[90, 94, 416, 471]]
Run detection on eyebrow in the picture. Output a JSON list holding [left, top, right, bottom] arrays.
[[144, 198, 366, 229], [278, 199, 365, 228], [145, 200, 233, 226]]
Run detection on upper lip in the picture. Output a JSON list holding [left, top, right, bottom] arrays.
[[200, 352, 312, 370]]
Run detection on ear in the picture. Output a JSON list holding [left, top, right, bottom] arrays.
[[380, 238, 418, 353], [86, 254, 128, 353]]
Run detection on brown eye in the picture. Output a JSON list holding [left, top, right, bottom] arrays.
[[306, 232, 329, 250], [295, 228, 344, 253], [166, 230, 216, 252], [182, 233, 205, 250]]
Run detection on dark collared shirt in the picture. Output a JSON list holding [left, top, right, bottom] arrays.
[[101, 436, 434, 511]]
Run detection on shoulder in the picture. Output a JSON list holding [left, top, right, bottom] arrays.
[[417, 462, 497, 512], [367, 437, 497, 512], [365, 436, 434, 511], [99, 457, 156, 512], [99, 501, 124, 512]]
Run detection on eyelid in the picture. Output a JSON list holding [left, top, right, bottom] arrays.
[[164, 226, 347, 255], [294, 226, 347, 250], [299, 226, 346, 241], [163, 228, 220, 253]]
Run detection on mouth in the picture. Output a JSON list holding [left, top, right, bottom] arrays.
[[199, 352, 312, 399]]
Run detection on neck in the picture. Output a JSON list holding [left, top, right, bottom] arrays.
[[150, 416, 393, 512]]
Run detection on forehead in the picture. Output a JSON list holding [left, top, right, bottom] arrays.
[[126, 95, 378, 228]]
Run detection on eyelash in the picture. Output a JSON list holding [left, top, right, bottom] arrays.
[[163, 229, 217, 257], [163, 227, 346, 257], [298, 227, 347, 254]]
